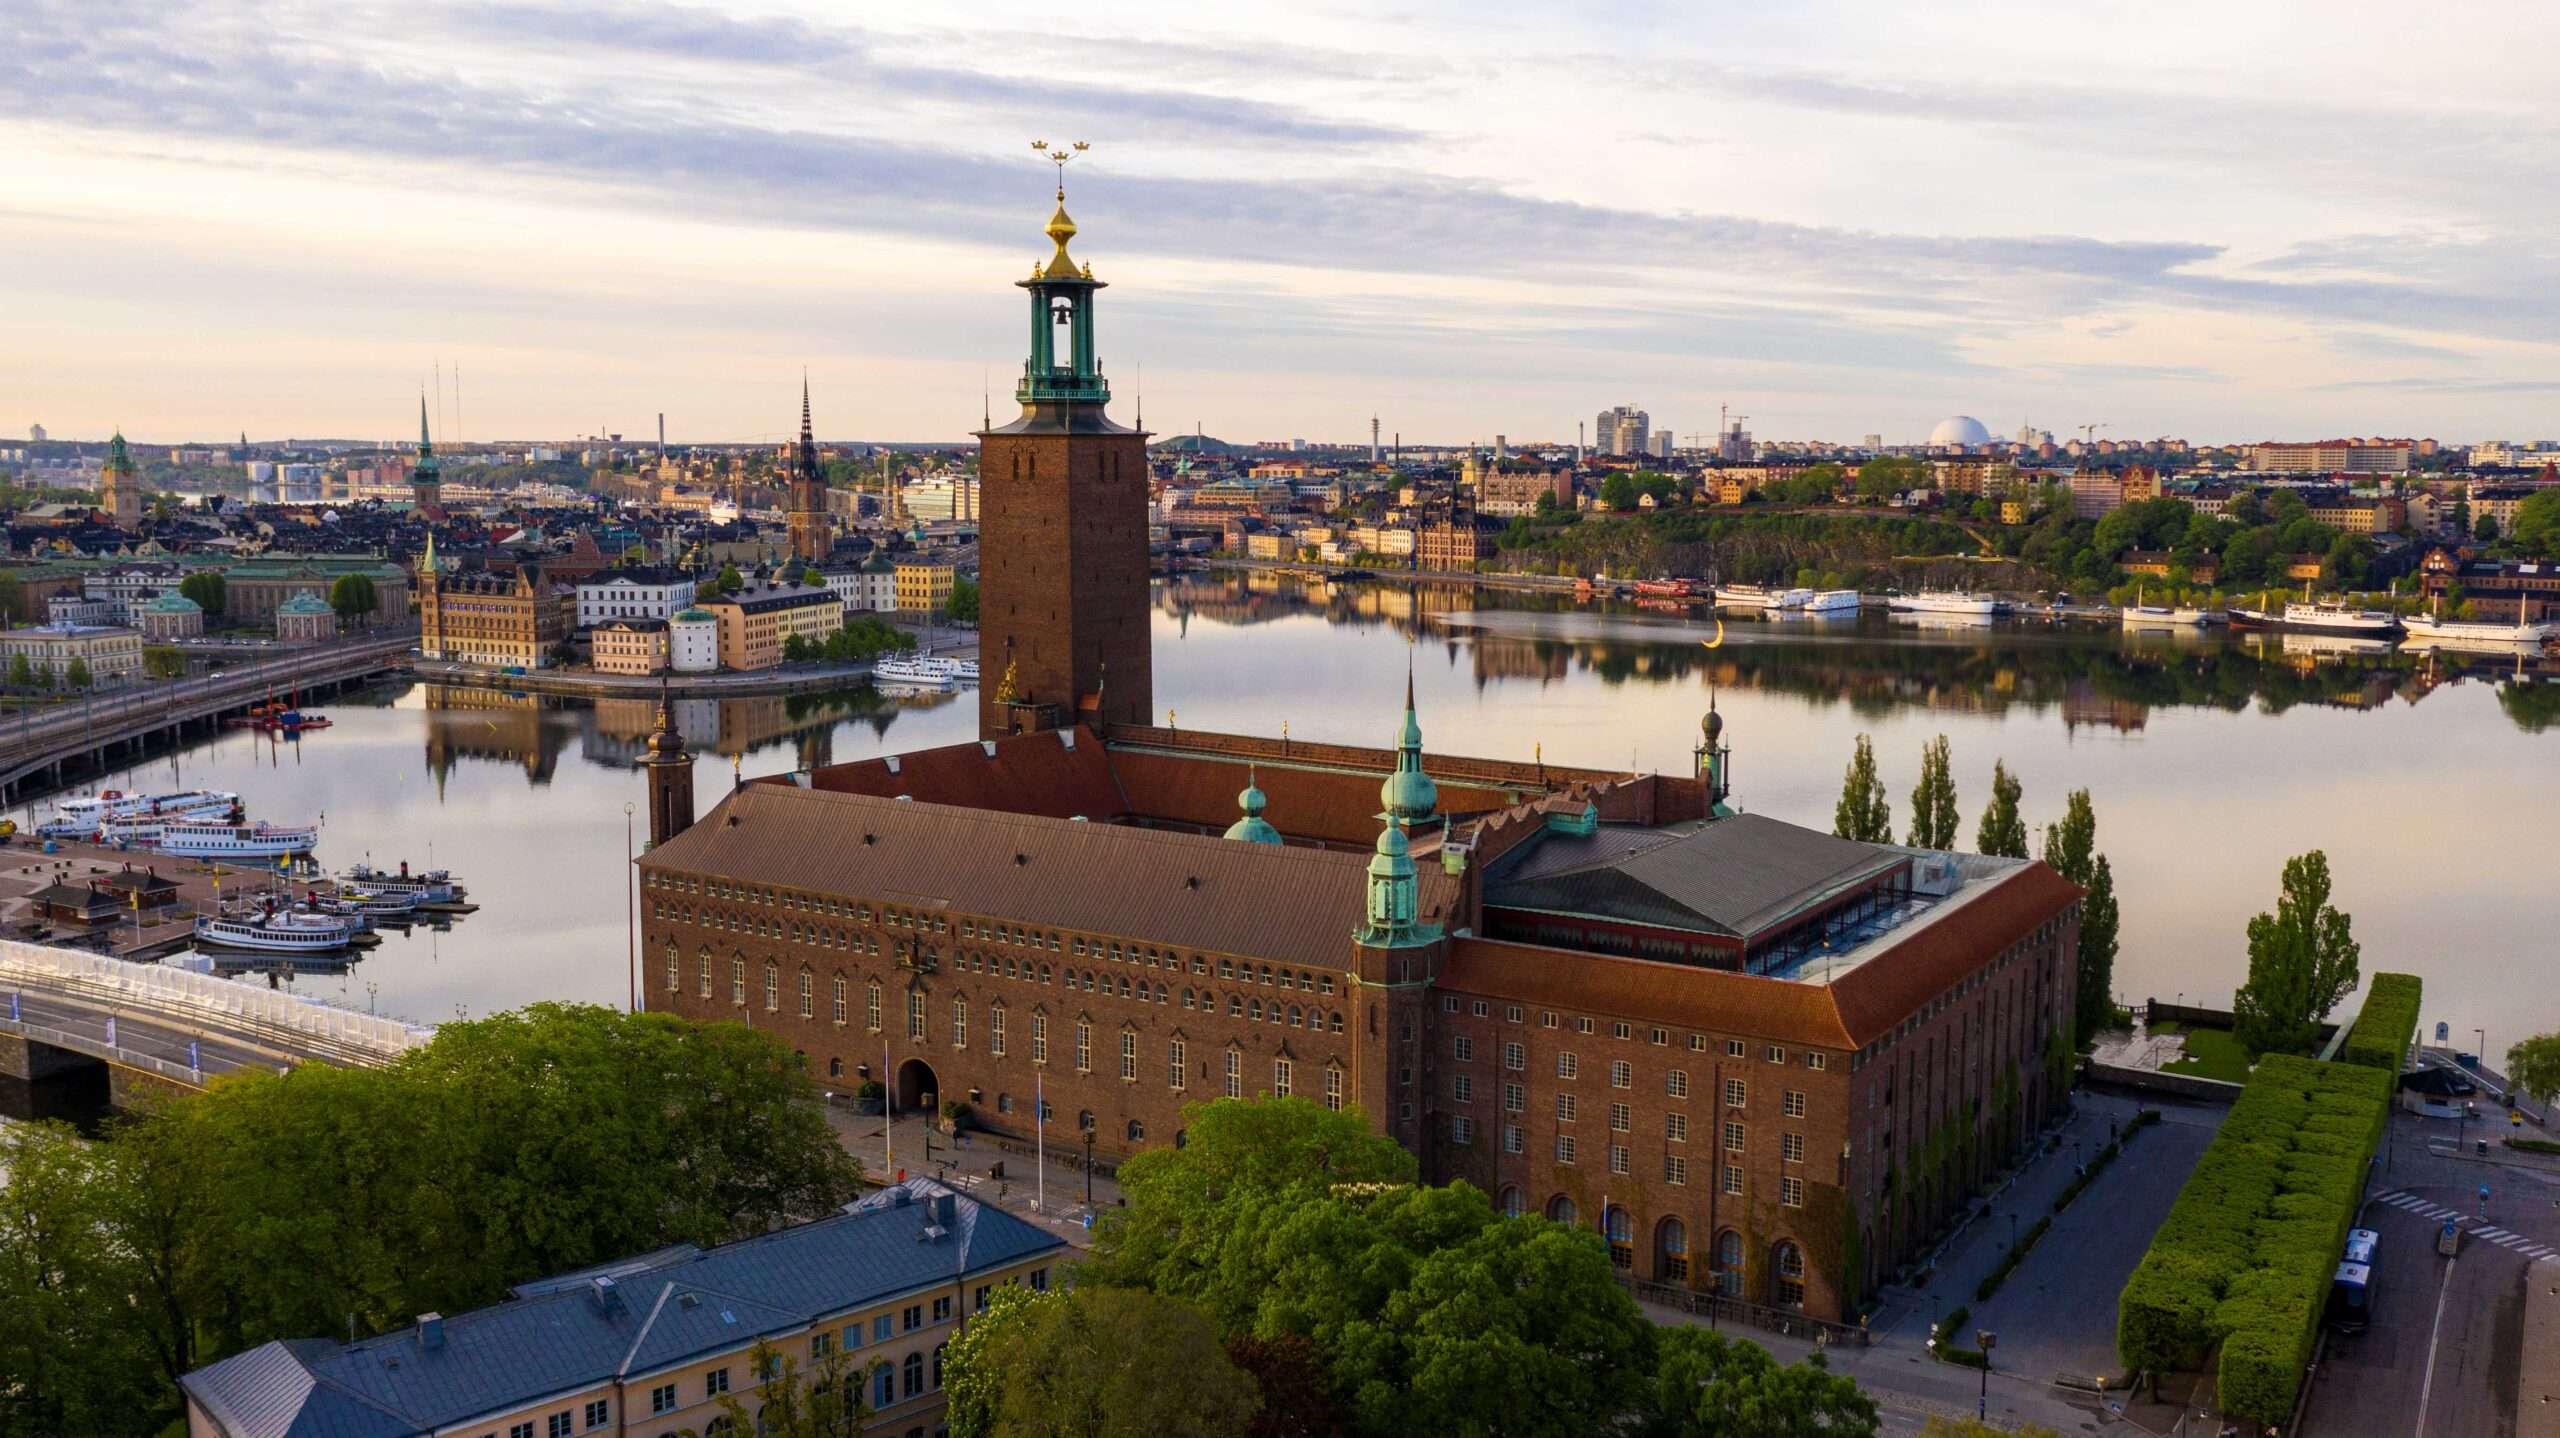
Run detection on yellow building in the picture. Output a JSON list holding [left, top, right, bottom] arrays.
[[421, 566, 570, 669], [699, 583, 842, 670], [893, 558, 956, 614], [593, 618, 671, 675], [180, 1180, 1063, 1438]]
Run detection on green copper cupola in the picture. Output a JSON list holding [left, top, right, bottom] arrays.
[[1223, 766, 1282, 845], [1360, 672, 1443, 947], [1015, 189, 1110, 410], [1377, 668, 1438, 826]]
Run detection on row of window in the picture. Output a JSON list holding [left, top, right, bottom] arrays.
[[1439, 996, 1833, 1070], [649, 874, 1346, 1001]]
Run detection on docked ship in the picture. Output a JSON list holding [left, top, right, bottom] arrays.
[[193, 903, 361, 954], [1805, 589, 1862, 614], [314, 886, 419, 923], [1716, 585, 1811, 611], [39, 788, 242, 839], [2119, 586, 2213, 629], [155, 820, 321, 859], [2399, 603, 2556, 649], [338, 862, 463, 903], [2227, 593, 2400, 639], [1887, 591, 1999, 617], [870, 654, 956, 691], [1633, 577, 1703, 600]]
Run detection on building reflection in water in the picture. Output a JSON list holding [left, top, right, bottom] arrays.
[[422, 684, 914, 789]]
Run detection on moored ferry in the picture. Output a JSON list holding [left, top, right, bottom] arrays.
[[2399, 605, 2556, 648], [193, 903, 360, 953], [338, 862, 462, 902], [40, 788, 241, 839], [1805, 589, 1862, 614], [2227, 596, 2400, 638], [870, 654, 956, 690], [1633, 577, 1703, 599], [1887, 591, 1999, 617], [1717, 585, 1811, 610], [155, 820, 320, 859]]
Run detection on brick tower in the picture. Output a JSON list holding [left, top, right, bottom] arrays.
[[99, 429, 143, 527], [976, 183, 1152, 740]]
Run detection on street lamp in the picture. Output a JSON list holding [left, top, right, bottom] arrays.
[[1083, 1128, 1096, 1206], [364, 980, 377, 1016], [1976, 1330, 1997, 1421], [623, 801, 637, 1013]]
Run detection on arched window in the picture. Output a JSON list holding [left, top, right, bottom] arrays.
[[763, 961, 779, 1011], [797, 968, 813, 1018], [873, 1362, 894, 1410], [1714, 1229, 1744, 1297], [1077, 1108, 1095, 1132], [1127, 1118, 1145, 1142], [1182, 987, 1194, 1009], [932, 1342, 947, 1390], [1249, 999, 1263, 1022], [1229, 995, 1244, 1017], [1656, 1217, 1690, 1282], [902, 1351, 924, 1398], [1498, 1185, 1526, 1218], [828, 1057, 843, 1079], [1546, 1195, 1577, 1226], [831, 974, 847, 1023], [664, 940, 679, 991], [1289, 1005, 1303, 1027], [1771, 1241, 1806, 1309], [1329, 1010, 1345, 1033], [1605, 1205, 1634, 1270]]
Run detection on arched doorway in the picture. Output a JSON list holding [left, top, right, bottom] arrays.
[[1497, 1185, 1526, 1218], [1655, 1217, 1689, 1282], [1546, 1194, 1577, 1226], [1604, 1205, 1634, 1270], [1712, 1228, 1743, 1296], [895, 1057, 939, 1114]]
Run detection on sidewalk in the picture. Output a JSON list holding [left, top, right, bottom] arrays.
[[824, 1104, 1122, 1251]]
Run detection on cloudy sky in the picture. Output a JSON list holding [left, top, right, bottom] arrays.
[[7, 0, 2559, 447]]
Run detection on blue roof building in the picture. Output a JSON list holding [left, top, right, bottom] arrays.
[[180, 1179, 1064, 1438]]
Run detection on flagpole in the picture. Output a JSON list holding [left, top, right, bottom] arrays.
[[884, 1039, 894, 1180], [1035, 1071, 1046, 1212]]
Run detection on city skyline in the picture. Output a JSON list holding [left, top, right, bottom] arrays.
[[9, 1, 2560, 445]]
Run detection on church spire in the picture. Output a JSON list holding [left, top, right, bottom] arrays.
[[1379, 663, 1435, 826], [414, 394, 440, 481]]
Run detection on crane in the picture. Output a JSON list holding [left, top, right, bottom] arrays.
[[2079, 422, 2109, 447]]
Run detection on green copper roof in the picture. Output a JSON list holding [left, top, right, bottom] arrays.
[[1222, 773, 1281, 845], [276, 592, 335, 615], [141, 590, 201, 612]]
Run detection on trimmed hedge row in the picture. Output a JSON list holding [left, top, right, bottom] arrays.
[[2341, 972, 2423, 1072], [2116, 1054, 2391, 1426]]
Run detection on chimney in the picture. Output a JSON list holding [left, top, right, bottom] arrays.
[[591, 1275, 620, 1313], [416, 1313, 444, 1350]]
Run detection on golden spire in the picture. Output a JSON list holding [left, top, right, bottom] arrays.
[[1031, 140, 1092, 280]]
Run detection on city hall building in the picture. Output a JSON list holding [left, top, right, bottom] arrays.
[[635, 193, 2083, 1323]]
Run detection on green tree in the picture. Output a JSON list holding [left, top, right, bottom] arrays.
[[1600, 473, 1638, 511], [178, 571, 225, 616], [948, 574, 981, 623], [1087, 1096, 1415, 1294], [62, 657, 91, 690], [2040, 790, 2095, 884], [2233, 850, 2361, 1058], [1906, 734, 1959, 849], [2512, 489, 2560, 558], [2504, 1034, 2560, 1107], [0, 1123, 170, 1438], [944, 1287, 1259, 1438], [1224, 1334, 1348, 1438], [1975, 760, 2027, 858], [2080, 854, 2119, 1037], [676, 1339, 868, 1438], [6, 654, 30, 688], [2476, 512, 2501, 541], [118, 1003, 862, 1369], [143, 645, 187, 679], [1630, 1326, 1878, 1438], [0, 574, 24, 626], [327, 573, 379, 623], [716, 563, 745, 594], [1832, 734, 1892, 843], [1855, 457, 1924, 502]]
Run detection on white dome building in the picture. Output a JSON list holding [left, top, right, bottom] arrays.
[[1928, 416, 1993, 449], [669, 607, 721, 673]]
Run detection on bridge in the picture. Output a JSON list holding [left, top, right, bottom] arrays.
[[0, 943, 430, 1101], [0, 634, 412, 801]]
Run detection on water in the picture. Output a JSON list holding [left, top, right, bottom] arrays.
[[22, 574, 2559, 1053]]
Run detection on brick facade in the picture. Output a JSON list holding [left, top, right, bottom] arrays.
[[975, 427, 1154, 736]]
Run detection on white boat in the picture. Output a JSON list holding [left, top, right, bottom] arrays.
[[2400, 604, 2556, 647], [193, 905, 360, 953], [950, 658, 980, 683], [1717, 585, 1812, 611], [40, 788, 241, 839], [2228, 595, 2400, 638], [155, 820, 320, 859], [338, 862, 461, 902], [870, 655, 955, 690], [1888, 591, 1999, 617], [2119, 586, 2211, 630], [1804, 590, 1862, 614], [317, 886, 418, 920]]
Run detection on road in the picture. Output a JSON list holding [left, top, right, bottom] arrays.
[[5, 984, 287, 1083], [2298, 1104, 2560, 1438]]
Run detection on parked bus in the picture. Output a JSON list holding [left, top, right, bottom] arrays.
[[2328, 1227, 2380, 1332]]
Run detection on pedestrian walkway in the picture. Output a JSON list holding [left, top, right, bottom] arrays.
[[2373, 1188, 2560, 1262]]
